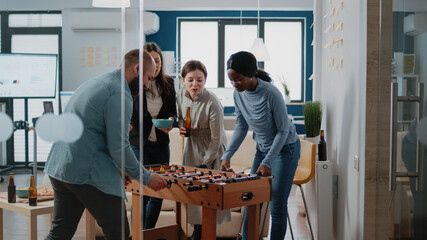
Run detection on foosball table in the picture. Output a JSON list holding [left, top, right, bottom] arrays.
[[126, 164, 272, 240]]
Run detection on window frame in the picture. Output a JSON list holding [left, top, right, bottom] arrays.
[[0, 11, 62, 166], [178, 17, 305, 103]]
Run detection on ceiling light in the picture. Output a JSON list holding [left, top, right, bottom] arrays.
[[249, 0, 270, 61], [250, 38, 270, 61], [92, 0, 130, 8]]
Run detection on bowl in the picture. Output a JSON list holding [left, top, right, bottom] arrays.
[[152, 119, 174, 129], [16, 187, 29, 198]]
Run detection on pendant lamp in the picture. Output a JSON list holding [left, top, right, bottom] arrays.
[[249, 0, 270, 61], [92, 0, 130, 8]]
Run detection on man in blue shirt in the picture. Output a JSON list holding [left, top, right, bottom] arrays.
[[45, 49, 167, 240]]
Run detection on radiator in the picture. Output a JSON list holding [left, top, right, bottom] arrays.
[[306, 160, 333, 240]]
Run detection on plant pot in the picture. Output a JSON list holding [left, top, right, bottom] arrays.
[[305, 135, 319, 155], [304, 135, 319, 144]]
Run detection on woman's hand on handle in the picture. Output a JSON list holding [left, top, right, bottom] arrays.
[[256, 165, 271, 177], [220, 159, 230, 171]]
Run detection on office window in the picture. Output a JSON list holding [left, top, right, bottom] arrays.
[[264, 21, 304, 101], [8, 14, 62, 28], [224, 24, 257, 88], [12, 34, 60, 163], [11, 34, 58, 54], [180, 21, 218, 88], [1, 11, 62, 164], [179, 18, 305, 103]]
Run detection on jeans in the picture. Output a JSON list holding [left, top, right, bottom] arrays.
[[242, 140, 300, 240], [131, 141, 170, 229], [46, 177, 129, 240]]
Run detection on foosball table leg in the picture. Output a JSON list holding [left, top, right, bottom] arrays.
[[132, 193, 141, 240], [201, 207, 217, 240], [247, 204, 260, 240], [176, 202, 189, 239]]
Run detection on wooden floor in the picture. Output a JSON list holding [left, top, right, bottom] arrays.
[[0, 170, 310, 240]]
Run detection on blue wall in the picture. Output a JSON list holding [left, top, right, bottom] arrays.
[[146, 10, 313, 134]]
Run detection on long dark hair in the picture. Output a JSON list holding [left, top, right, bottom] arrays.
[[226, 51, 272, 82], [144, 42, 174, 96]]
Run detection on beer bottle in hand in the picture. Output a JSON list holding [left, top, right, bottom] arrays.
[[8, 173, 16, 203], [183, 107, 192, 137], [28, 175, 37, 206]]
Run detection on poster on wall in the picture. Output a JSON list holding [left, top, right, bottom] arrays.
[[79, 46, 118, 68]]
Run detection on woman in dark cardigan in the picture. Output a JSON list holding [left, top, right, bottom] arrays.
[[129, 42, 177, 229]]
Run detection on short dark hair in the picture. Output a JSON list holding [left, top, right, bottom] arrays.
[[227, 51, 271, 82], [124, 49, 139, 68], [124, 49, 154, 72], [181, 60, 208, 79]]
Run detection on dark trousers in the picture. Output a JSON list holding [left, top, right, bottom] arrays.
[[45, 177, 129, 240], [131, 141, 170, 229]]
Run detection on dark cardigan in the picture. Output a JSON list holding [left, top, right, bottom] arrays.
[[129, 77, 177, 147]]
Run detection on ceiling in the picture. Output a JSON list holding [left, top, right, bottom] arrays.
[[0, 0, 313, 11], [2, 0, 426, 13], [143, 0, 313, 11]]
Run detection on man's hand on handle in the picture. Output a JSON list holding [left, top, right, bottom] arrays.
[[147, 173, 167, 191]]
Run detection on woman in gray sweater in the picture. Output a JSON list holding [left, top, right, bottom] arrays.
[[177, 60, 230, 239]]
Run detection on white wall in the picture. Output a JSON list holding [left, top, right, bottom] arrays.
[[62, 8, 138, 90], [314, 0, 366, 239]]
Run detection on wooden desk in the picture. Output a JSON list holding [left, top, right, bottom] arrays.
[[0, 197, 54, 240]]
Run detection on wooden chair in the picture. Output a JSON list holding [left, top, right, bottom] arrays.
[[288, 139, 316, 240]]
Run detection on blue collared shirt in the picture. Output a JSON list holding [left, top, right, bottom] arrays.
[[44, 69, 152, 197]]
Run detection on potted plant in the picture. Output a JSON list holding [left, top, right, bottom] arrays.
[[275, 74, 291, 104], [303, 101, 322, 141], [282, 82, 291, 104]]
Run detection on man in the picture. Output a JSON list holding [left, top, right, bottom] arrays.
[[44, 49, 167, 240]]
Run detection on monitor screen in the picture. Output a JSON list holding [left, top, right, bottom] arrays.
[[0, 53, 57, 98]]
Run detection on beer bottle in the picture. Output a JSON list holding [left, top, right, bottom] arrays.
[[28, 175, 37, 206], [318, 130, 327, 161], [8, 173, 16, 203], [183, 107, 192, 137]]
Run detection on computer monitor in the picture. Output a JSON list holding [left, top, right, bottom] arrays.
[[0, 53, 57, 98]]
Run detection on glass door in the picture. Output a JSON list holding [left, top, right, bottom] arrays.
[[388, 1, 427, 239]]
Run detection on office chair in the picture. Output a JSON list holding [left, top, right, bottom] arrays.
[[288, 139, 316, 240]]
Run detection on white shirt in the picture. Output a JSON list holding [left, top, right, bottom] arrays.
[[146, 81, 163, 142]]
